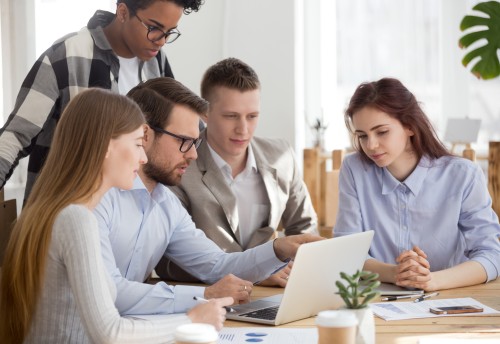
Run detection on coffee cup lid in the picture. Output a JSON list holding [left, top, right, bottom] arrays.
[[174, 323, 218, 342], [316, 310, 358, 327]]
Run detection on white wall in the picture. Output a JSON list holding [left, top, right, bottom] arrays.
[[7, 0, 494, 213], [168, 0, 302, 151], [1, 0, 36, 120], [2, 0, 304, 212], [440, 0, 470, 124], [1, 0, 35, 213]]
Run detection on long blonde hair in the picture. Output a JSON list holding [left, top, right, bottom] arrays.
[[0, 88, 145, 343]]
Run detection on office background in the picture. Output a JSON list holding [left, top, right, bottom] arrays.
[[2, 0, 500, 211]]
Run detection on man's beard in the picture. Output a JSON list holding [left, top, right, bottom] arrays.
[[142, 160, 181, 186]]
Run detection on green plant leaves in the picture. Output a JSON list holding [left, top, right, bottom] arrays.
[[459, 1, 500, 79], [361, 292, 378, 306], [336, 270, 380, 309]]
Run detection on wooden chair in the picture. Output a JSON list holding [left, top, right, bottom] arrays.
[[450, 142, 476, 161], [462, 144, 476, 161], [488, 142, 500, 218], [303, 148, 344, 238], [0, 190, 17, 270]]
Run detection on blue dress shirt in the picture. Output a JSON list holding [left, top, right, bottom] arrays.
[[94, 177, 285, 316], [334, 153, 500, 282]]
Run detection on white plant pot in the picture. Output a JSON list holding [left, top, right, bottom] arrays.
[[339, 308, 375, 344]]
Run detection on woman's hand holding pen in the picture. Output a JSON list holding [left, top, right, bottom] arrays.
[[255, 261, 293, 288], [395, 246, 435, 291], [187, 297, 233, 330]]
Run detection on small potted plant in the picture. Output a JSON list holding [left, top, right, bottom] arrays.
[[336, 270, 380, 344], [310, 117, 328, 151]]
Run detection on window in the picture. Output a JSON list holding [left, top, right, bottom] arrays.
[[307, 0, 500, 154]]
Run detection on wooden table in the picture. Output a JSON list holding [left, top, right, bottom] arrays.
[[224, 279, 500, 343]]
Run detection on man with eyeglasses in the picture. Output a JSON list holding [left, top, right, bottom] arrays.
[[156, 58, 318, 287], [0, 0, 202, 201], [94, 77, 324, 317]]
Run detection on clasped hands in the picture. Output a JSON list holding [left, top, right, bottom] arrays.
[[395, 246, 436, 291]]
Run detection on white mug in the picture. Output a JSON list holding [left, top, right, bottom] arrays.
[[174, 323, 218, 344]]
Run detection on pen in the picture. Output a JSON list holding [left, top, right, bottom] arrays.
[[381, 294, 422, 301], [193, 296, 235, 313], [414, 292, 439, 303]]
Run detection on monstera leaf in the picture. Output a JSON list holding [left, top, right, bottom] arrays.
[[459, 1, 500, 80]]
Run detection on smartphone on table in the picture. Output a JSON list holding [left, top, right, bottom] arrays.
[[429, 305, 483, 315]]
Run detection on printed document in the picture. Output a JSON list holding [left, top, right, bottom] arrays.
[[219, 327, 317, 343], [370, 297, 499, 321]]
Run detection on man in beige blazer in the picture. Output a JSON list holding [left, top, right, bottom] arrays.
[[156, 58, 317, 287]]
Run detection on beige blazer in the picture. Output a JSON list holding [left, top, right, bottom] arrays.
[[155, 131, 317, 282]]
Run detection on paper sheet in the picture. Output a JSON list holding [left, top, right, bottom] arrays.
[[124, 316, 318, 343], [218, 327, 317, 343], [370, 297, 500, 321], [419, 338, 500, 344]]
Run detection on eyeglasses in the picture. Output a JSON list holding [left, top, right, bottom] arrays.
[[150, 125, 202, 153], [135, 13, 181, 44]]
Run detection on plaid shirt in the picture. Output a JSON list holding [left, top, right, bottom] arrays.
[[0, 11, 173, 199]]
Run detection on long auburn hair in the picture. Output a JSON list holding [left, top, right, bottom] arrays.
[[0, 88, 144, 343], [345, 78, 450, 164]]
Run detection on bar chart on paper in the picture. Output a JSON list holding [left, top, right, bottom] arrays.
[[218, 328, 317, 343]]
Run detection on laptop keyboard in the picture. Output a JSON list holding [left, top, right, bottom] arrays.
[[239, 306, 279, 320]]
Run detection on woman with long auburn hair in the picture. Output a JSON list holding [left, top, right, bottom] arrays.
[[334, 78, 500, 292], [0, 88, 230, 343]]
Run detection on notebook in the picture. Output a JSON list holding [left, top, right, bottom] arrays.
[[226, 231, 374, 325], [375, 282, 423, 296]]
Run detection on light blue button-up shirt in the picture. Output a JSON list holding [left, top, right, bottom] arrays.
[[94, 177, 285, 316], [334, 153, 500, 282]]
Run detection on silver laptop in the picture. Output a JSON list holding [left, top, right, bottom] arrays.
[[226, 231, 374, 325]]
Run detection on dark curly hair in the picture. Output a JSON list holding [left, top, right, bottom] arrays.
[[117, 0, 204, 14]]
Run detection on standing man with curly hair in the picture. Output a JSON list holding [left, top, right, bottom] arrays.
[[0, 0, 203, 201]]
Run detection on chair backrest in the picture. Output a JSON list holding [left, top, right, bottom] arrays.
[[0, 190, 17, 267], [303, 148, 344, 238], [462, 144, 476, 161], [488, 142, 500, 218]]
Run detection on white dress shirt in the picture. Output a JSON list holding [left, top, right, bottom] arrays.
[[208, 143, 271, 249]]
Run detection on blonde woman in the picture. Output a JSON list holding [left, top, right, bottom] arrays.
[[0, 88, 231, 344]]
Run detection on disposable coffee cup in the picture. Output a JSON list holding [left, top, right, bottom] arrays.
[[316, 310, 358, 344], [174, 323, 218, 344]]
